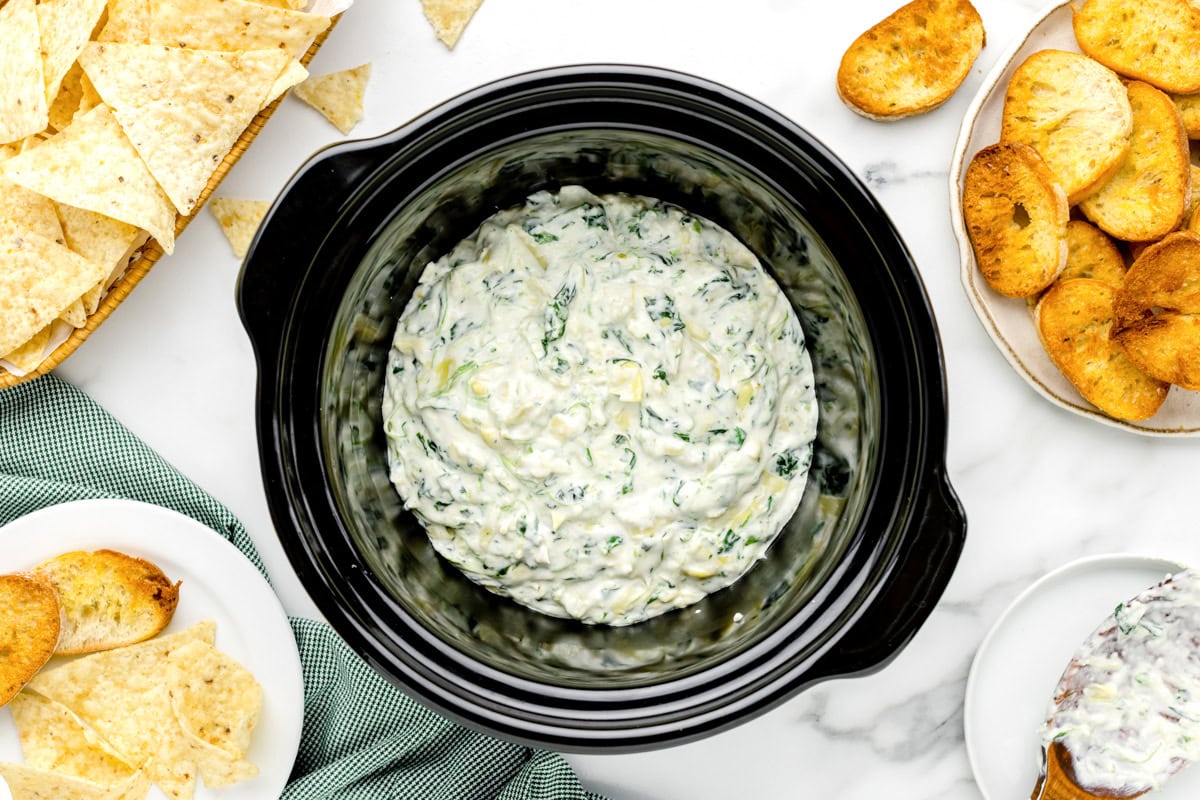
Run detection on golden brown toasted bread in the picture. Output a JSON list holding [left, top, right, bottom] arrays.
[[1113, 231, 1200, 389], [1000, 49, 1132, 204], [0, 573, 61, 707], [963, 141, 1069, 297], [837, 0, 985, 120], [1073, 0, 1200, 94], [1171, 92, 1200, 137], [1186, 164, 1200, 225], [1059, 220, 1128, 287], [34, 549, 180, 655], [1079, 81, 1192, 242], [1036, 278, 1170, 420]]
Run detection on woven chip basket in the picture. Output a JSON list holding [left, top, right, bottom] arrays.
[[0, 20, 339, 390]]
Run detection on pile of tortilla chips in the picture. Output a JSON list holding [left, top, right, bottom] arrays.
[[0, 621, 263, 800], [0, 0, 332, 377]]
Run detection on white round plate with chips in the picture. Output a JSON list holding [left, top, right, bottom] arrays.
[[948, 0, 1200, 436], [964, 553, 1199, 799], [0, 499, 304, 800]]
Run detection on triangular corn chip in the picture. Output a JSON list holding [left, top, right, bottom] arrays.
[[59, 297, 87, 328], [148, 0, 331, 58], [36, 0, 108, 104], [48, 63, 86, 132], [421, 0, 484, 49], [0, 180, 65, 245], [0, 0, 49, 145], [167, 640, 261, 760], [262, 59, 308, 110], [293, 63, 370, 134], [0, 226, 108, 355], [1, 326, 52, 374], [79, 42, 288, 215], [0, 104, 176, 253], [56, 202, 147, 315], [209, 197, 269, 258], [0, 762, 125, 800], [97, 0, 151, 44], [81, 280, 107, 316], [56, 202, 146, 279], [10, 692, 139, 784]]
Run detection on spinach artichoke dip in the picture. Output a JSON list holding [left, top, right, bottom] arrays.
[[382, 186, 818, 625]]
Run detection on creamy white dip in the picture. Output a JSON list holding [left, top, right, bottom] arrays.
[[382, 186, 818, 625], [1041, 568, 1200, 794]]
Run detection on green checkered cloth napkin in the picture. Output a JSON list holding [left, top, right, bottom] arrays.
[[0, 374, 602, 800]]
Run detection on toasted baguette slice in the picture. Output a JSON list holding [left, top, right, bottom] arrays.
[[1059, 220, 1128, 287], [1036, 278, 1169, 420], [1000, 49, 1132, 204], [34, 549, 180, 655], [1172, 92, 1200, 137], [1079, 81, 1192, 242], [963, 141, 1069, 297], [1113, 231, 1200, 389], [0, 573, 61, 707], [1074, 0, 1200, 94], [1186, 164, 1200, 226], [837, 0, 985, 120], [1190, 178, 1200, 231], [1025, 219, 1127, 313]]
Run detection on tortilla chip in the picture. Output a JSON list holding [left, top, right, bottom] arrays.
[[80, 43, 288, 216], [293, 63, 370, 134], [209, 197, 269, 258], [148, 0, 331, 58], [80, 281, 106, 316], [55, 203, 146, 303], [36, 0, 108, 104], [24, 621, 215, 800], [18, 133, 49, 155], [0, 762, 128, 800], [2, 325, 53, 373], [421, 0, 484, 48], [9, 692, 138, 785], [58, 297, 87, 327], [0, 104, 176, 253], [97, 0, 151, 44], [0, 227, 108, 355], [167, 640, 261, 760], [0, 180, 65, 244], [262, 59, 307, 110], [253, 0, 307, 8], [107, 772, 152, 800], [181, 736, 257, 789], [0, 0, 49, 145], [48, 63, 85, 132]]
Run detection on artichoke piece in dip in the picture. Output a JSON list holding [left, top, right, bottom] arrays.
[[382, 186, 818, 625]]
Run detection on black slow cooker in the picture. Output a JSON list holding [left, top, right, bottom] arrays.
[[237, 65, 966, 752]]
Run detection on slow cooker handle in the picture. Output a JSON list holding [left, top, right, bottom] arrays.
[[236, 141, 392, 360], [812, 468, 965, 679]]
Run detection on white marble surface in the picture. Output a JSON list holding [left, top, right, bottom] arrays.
[[49, 0, 1200, 797]]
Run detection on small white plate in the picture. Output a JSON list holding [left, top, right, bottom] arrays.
[[0, 499, 304, 800], [948, 0, 1200, 436], [964, 553, 1200, 799]]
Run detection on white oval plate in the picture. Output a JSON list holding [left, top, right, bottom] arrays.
[[948, 0, 1200, 436], [0, 499, 303, 800], [964, 553, 1200, 799]]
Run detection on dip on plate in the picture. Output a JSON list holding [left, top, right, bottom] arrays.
[[382, 186, 818, 625]]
